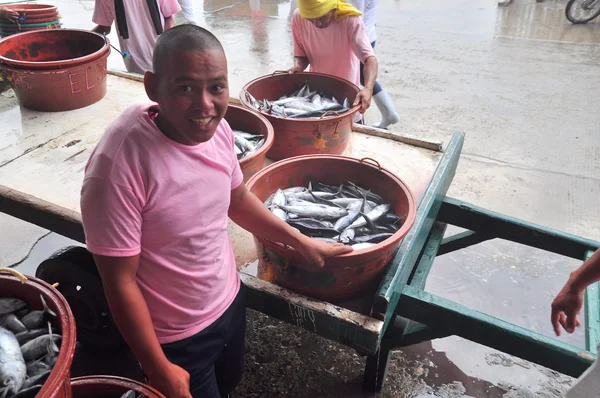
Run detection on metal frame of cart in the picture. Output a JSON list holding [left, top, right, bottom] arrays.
[[1, 72, 599, 392]]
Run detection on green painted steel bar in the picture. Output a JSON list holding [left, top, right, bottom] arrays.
[[438, 230, 493, 256], [409, 221, 447, 289], [439, 197, 600, 260], [373, 132, 464, 330], [398, 285, 596, 378], [584, 250, 600, 352]]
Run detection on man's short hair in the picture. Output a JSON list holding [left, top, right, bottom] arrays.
[[153, 24, 224, 75]]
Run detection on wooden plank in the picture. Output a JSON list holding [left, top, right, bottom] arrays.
[[439, 197, 600, 260], [373, 132, 464, 330], [350, 124, 444, 152], [398, 285, 596, 378], [438, 230, 494, 256], [107, 69, 144, 82], [241, 273, 383, 355], [0, 184, 85, 244]]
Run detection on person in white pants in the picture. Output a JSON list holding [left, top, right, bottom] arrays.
[[346, 0, 399, 129], [551, 249, 600, 397], [177, 0, 197, 23]]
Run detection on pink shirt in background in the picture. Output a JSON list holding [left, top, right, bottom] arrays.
[[80, 103, 242, 344], [292, 9, 375, 89], [93, 0, 181, 74]]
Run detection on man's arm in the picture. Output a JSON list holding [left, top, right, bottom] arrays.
[[93, 254, 192, 398], [354, 55, 378, 113], [289, 56, 310, 73], [551, 249, 600, 335], [228, 183, 352, 267], [92, 24, 111, 35], [164, 15, 176, 30]]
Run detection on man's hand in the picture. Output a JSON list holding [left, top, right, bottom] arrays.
[[294, 235, 354, 267], [288, 65, 305, 74], [551, 283, 583, 336], [353, 87, 373, 114], [149, 362, 192, 398], [0, 7, 18, 21]]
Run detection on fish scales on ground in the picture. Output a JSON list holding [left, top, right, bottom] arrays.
[[263, 181, 404, 249], [233, 129, 265, 160], [244, 82, 352, 119], [0, 294, 62, 398]]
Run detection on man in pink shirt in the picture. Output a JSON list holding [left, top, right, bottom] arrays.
[[80, 24, 352, 398], [289, 0, 379, 117], [91, 0, 181, 74]]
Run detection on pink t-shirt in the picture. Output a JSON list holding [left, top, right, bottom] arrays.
[[93, 0, 181, 74], [292, 9, 375, 88], [80, 103, 243, 344]]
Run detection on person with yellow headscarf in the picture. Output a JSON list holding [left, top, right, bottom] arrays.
[[289, 0, 379, 118]]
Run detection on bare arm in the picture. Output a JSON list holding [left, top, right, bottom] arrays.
[[228, 183, 352, 267], [354, 55, 378, 113], [289, 56, 310, 74], [92, 24, 111, 35], [164, 15, 176, 30], [93, 254, 192, 398], [551, 249, 600, 335]]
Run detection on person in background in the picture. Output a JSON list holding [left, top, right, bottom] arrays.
[[551, 249, 600, 397], [346, 0, 400, 129], [289, 0, 379, 119], [91, 0, 181, 75], [177, 0, 198, 24]]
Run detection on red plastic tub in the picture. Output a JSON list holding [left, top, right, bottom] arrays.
[[0, 268, 77, 398], [0, 29, 109, 70], [225, 103, 274, 182], [240, 72, 360, 161], [245, 155, 417, 301], [71, 375, 166, 397]]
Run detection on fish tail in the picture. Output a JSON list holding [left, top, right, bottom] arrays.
[[40, 295, 57, 317]]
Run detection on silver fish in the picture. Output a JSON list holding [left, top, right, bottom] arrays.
[[0, 315, 26, 335], [340, 228, 355, 244], [243, 90, 261, 109], [21, 369, 51, 390], [272, 208, 288, 221], [20, 333, 61, 363], [351, 242, 376, 250], [25, 358, 50, 378], [234, 135, 255, 153], [312, 237, 339, 244], [283, 186, 307, 195], [0, 326, 26, 397], [333, 210, 361, 232], [10, 384, 42, 398], [278, 204, 347, 220], [16, 329, 49, 346], [21, 295, 56, 331], [232, 130, 258, 140], [0, 299, 26, 316], [348, 204, 391, 229], [271, 189, 287, 208], [120, 391, 137, 398], [354, 233, 394, 244]]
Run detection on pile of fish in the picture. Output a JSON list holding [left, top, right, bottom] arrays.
[[120, 391, 144, 398], [264, 181, 402, 250], [0, 295, 61, 398], [233, 129, 265, 160], [244, 83, 351, 119]]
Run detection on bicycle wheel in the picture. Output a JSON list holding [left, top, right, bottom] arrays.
[[566, 0, 600, 24]]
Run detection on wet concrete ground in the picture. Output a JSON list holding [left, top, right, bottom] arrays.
[[1, 0, 600, 396]]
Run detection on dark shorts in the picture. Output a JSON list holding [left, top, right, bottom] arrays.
[[161, 285, 247, 398]]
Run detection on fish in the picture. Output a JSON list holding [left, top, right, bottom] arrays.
[[277, 204, 348, 220], [264, 182, 400, 247], [0, 299, 27, 316], [351, 242, 376, 250], [21, 369, 51, 390], [348, 204, 391, 229], [354, 233, 394, 244], [0, 326, 26, 398], [0, 315, 27, 335], [20, 333, 61, 363], [20, 295, 56, 331], [25, 358, 50, 378], [15, 329, 50, 346], [120, 391, 139, 398], [233, 130, 265, 160], [248, 83, 352, 119]]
